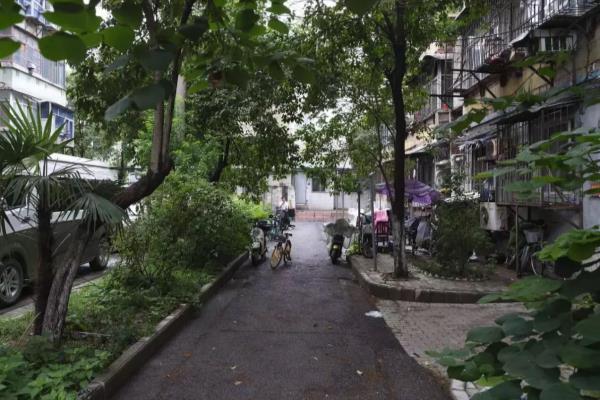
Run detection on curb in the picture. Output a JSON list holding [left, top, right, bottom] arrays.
[[349, 257, 489, 304], [79, 252, 250, 400]]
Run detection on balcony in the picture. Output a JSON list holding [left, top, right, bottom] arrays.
[[540, 0, 599, 27], [15, 0, 52, 28], [454, 0, 600, 92], [414, 74, 454, 124], [494, 104, 582, 208]]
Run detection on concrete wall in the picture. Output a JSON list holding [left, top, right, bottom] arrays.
[[582, 103, 600, 229], [0, 66, 67, 106]]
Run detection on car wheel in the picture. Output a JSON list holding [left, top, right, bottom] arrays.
[[90, 236, 111, 271], [0, 258, 24, 306]]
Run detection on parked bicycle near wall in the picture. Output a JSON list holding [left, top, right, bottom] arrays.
[[270, 231, 292, 269], [513, 224, 584, 279]]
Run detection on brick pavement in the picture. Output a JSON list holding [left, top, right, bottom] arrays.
[[294, 210, 350, 222], [376, 299, 524, 374]]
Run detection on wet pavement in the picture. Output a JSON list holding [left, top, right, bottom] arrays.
[[111, 222, 450, 400]]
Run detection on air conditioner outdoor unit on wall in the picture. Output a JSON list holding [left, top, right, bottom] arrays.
[[480, 202, 508, 231]]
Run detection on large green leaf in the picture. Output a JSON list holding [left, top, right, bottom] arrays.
[[559, 343, 600, 369], [80, 32, 103, 48], [43, 8, 101, 33], [501, 277, 563, 302], [540, 383, 582, 400], [268, 17, 289, 34], [574, 314, 600, 343], [38, 32, 86, 63], [112, 1, 143, 28], [0, 0, 24, 30], [236, 9, 259, 32], [535, 349, 561, 368], [224, 66, 250, 89], [104, 96, 132, 121], [267, 3, 291, 14], [130, 83, 166, 110], [268, 61, 285, 81], [467, 327, 505, 344], [502, 351, 559, 389], [102, 26, 135, 51], [471, 381, 522, 400], [570, 370, 600, 391], [293, 65, 315, 85], [345, 0, 379, 15], [501, 316, 533, 337], [137, 49, 174, 72], [179, 16, 209, 41], [0, 37, 19, 58]]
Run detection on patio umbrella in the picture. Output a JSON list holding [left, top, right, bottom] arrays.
[[375, 180, 441, 206]]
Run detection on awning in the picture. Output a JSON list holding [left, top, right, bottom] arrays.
[[453, 88, 583, 144], [510, 30, 531, 46], [406, 144, 429, 155]]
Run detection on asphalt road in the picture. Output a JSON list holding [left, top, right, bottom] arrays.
[[111, 222, 450, 400], [0, 257, 117, 319]]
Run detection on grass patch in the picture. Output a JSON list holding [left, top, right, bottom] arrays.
[[409, 254, 496, 280], [0, 266, 216, 399]]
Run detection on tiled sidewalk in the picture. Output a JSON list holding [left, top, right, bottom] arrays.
[[376, 300, 524, 399]]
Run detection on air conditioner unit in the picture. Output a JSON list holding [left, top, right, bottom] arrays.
[[485, 140, 498, 160], [480, 202, 508, 231]]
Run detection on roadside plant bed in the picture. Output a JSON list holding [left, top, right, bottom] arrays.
[[409, 254, 496, 282], [0, 266, 216, 399]]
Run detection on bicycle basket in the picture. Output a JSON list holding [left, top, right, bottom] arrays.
[[523, 229, 543, 244]]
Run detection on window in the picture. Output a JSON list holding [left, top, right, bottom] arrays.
[[312, 177, 326, 192]]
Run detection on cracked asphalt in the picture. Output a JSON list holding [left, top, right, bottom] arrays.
[[111, 222, 450, 400]]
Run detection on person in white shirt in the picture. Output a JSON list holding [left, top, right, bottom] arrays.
[[279, 197, 289, 211]]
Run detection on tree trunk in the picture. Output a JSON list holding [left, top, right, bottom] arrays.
[[209, 137, 231, 183], [42, 224, 88, 343], [389, 0, 408, 278], [33, 204, 53, 335], [37, 0, 201, 343]]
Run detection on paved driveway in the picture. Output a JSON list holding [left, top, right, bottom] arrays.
[[111, 222, 450, 400]]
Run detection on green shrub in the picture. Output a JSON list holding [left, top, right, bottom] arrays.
[[0, 342, 109, 399], [432, 200, 493, 277], [233, 197, 270, 221], [409, 254, 495, 280], [115, 170, 251, 279]]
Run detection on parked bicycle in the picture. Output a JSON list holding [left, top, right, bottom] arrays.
[[270, 231, 292, 269], [514, 226, 584, 279]]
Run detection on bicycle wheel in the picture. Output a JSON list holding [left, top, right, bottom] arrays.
[[271, 244, 283, 269], [284, 240, 292, 263], [530, 254, 545, 276], [517, 246, 530, 277]]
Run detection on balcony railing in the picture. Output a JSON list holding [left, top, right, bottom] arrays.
[[495, 105, 582, 207], [415, 74, 454, 123], [541, 0, 598, 25], [455, 0, 598, 91]]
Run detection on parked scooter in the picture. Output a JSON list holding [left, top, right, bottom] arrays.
[[324, 219, 356, 264], [250, 220, 270, 266]]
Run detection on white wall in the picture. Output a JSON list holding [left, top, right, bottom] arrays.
[[306, 181, 334, 210], [0, 66, 67, 106]]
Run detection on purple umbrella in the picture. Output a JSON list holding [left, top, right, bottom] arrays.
[[375, 180, 441, 206]]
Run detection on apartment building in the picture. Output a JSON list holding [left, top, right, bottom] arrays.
[[412, 0, 600, 239], [0, 0, 74, 143]]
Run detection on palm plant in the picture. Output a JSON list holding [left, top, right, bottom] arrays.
[[0, 102, 125, 340]]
